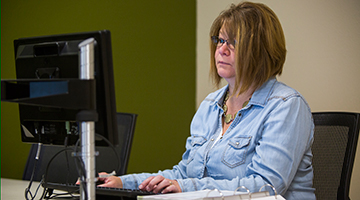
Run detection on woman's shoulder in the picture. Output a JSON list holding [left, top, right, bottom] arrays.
[[252, 78, 309, 108], [267, 80, 311, 111], [271, 80, 303, 100]]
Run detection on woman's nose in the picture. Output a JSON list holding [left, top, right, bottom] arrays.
[[218, 43, 230, 55]]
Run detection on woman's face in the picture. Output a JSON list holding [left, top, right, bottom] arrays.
[[215, 27, 236, 84]]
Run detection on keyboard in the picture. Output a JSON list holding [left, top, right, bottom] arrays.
[[43, 182, 155, 199]]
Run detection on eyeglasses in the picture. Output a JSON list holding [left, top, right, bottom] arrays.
[[211, 36, 236, 50]]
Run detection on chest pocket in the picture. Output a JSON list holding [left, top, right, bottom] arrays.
[[187, 136, 207, 164], [222, 136, 251, 168]]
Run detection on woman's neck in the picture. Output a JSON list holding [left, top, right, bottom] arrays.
[[227, 83, 254, 100], [225, 83, 254, 111]]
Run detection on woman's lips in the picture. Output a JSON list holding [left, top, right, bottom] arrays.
[[218, 61, 230, 65]]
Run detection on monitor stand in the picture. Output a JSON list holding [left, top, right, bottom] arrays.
[[78, 38, 97, 200]]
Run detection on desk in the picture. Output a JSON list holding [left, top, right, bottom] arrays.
[[1, 178, 82, 199], [0, 178, 130, 200], [1, 178, 45, 199]]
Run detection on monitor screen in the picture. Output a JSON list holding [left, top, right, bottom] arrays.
[[13, 30, 118, 146]]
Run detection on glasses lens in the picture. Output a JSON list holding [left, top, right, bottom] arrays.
[[211, 36, 235, 50], [211, 36, 218, 45], [228, 39, 235, 49], [218, 38, 226, 47]]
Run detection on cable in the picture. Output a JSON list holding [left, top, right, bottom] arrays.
[[41, 146, 76, 199], [46, 191, 80, 199], [42, 147, 74, 185], [24, 142, 43, 200], [32, 178, 44, 199], [95, 133, 121, 174]]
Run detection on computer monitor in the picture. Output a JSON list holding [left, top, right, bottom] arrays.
[[13, 30, 118, 146]]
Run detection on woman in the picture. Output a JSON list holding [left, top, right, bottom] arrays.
[[98, 2, 315, 199]]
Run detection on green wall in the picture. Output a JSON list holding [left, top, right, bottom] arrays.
[[1, 0, 196, 179]]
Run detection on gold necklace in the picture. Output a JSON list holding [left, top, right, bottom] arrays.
[[222, 91, 250, 124]]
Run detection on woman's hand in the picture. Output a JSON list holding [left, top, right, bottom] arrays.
[[139, 175, 181, 194], [96, 172, 123, 188], [76, 172, 123, 188]]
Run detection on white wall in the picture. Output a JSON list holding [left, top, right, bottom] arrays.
[[197, 0, 360, 199]]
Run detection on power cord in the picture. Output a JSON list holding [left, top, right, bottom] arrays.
[[94, 133, 121, 173], [25, 143, 43, 200]]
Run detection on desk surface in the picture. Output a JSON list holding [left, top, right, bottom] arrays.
[[1, 178, 45, 200]]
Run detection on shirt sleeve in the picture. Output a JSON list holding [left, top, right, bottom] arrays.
[[119, 136, 194, 190]]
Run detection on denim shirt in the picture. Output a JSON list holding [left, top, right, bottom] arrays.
[[120, 78, 316, 200]]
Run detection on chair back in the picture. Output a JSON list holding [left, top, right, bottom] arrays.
[[312, 112, 360, 200], [23, 112, 137, 184]]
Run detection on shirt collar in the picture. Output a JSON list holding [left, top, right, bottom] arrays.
[[212, 77, 277, 108], [250, 77, 277, 107], [212, 85, 229, 108]]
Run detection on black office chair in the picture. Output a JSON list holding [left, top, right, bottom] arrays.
[[312, 112, 360, 200], [23, 112, 137, 184]]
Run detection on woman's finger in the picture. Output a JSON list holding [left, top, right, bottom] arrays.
[[146, 175, 165, 191], [139, 176, 156, 190], [160, 180, 181, 194]]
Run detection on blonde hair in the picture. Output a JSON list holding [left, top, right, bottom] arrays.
[[209, 1, 286, 95]]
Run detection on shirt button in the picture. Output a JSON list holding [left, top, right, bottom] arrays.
[[211, 139, 214, 141], [236, 142, 239, 145]]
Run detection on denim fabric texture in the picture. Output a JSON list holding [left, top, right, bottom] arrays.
[[120, 78, 316, 200]]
